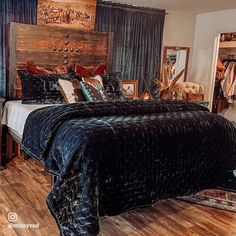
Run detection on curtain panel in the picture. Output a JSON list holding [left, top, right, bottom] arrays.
[[0, 0, 37, 98], [95, 1, 165, 96]]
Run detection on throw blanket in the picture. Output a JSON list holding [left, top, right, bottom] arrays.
[[21, 100, 236, 236]]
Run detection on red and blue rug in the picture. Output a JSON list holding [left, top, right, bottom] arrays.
[[179, 189, 236, 212]]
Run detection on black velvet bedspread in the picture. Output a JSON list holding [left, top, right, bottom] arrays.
[[21, 100, 236, 236]]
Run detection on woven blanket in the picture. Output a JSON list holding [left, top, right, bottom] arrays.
[[21, 100, 236, 236]]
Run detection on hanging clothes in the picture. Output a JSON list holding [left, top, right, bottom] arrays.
[[213, 58, 229, 113], [212, 79, 228, 113], [221, 61, 236, 103]]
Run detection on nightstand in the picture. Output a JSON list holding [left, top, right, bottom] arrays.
[[0, 97, 5, 170]]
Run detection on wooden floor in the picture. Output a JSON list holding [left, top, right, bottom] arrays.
[[0, 158, 236, 236]]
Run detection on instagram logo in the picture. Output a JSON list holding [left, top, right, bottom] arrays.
[[8, 212, 17, 222]]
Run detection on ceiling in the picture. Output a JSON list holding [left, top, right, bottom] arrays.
[[108, 0, 236, 13]]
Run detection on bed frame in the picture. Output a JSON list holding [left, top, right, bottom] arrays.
[[5, 22, 113, 175]]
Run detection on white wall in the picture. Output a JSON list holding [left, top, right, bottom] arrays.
[[190, 9, 236, 103], [163, 11, 196, 48], [163, 11, 197, 80]]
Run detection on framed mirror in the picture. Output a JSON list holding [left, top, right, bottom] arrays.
[[162, 46, 190, 83]]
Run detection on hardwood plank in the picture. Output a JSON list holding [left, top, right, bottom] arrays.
[[1, 157, 236, 235], [16, 51, 107, 65]]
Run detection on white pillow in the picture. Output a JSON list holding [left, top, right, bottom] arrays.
[[58, 79, 77, 104]]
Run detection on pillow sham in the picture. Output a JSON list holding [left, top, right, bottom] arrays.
[[26, 60, 74, 75], [18, 70, 75, 104], [102, 72, 123, 100], [58, 79, 76, 103], [26, 60, 53, 75], [80, 81, 107, 102], [54, 65, 68, 74], [74, 64, 91, 77], [82, 75, 104, 90], [58, 79, 86, 103], [92, 63, 106, 75], [75, 63, 106, 76]]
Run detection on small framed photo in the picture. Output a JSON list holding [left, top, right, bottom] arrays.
[[120, 80, 138, 99]]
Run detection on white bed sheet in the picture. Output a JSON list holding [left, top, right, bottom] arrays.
[[2, 100, 55, 139]]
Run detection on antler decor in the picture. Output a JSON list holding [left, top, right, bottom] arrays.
[[155, 66, 185, 100]]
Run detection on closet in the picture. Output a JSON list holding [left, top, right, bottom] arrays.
[[213, 32, 236, 121], [213, 33, 236, 191]]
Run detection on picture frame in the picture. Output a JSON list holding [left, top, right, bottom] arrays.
[[37, 0, 97, 30], [120, 80, 138, 99]]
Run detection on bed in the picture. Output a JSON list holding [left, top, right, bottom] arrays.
[[2, 101, 56, 142], [5, 23, 236, 236], [20, 100, 236, 236]]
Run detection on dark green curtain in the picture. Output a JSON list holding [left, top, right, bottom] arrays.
[[0, 0, 37, 98], [95, 1, 165, 95]]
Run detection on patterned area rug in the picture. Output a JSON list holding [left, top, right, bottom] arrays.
[[179, 189, 236, 212]]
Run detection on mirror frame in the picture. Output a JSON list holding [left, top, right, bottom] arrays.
[[162, 46, 190, 82]]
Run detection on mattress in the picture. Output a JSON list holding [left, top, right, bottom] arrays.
[[2, 100, 56, 141]]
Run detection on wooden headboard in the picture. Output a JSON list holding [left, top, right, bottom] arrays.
[[9, 22, 113, 99]]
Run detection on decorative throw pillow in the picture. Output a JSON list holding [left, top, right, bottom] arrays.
[[54, 65, 68, 74], [26, 60, 53, 75], [75, 63, 106, 76], [58, 79, 86, 103], [74, 64, 91, 76], [102, 72, 123, 100], [18, 70, 75, 104], [71, 79, 87, 102], [80, 81, 107, 102], [92, 63, 106, 75], [26, 60, 74, 75], [58, 79, 76, 103], [82, 75, 104, 90]]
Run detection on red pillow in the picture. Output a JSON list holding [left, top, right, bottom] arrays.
[[26, 60, 53, 75], [54, 65, 68, 74], [74, 64, 91, 76], [26, 60, 75, 75], [75, 63, 106, 76], [92, 63, 106, 75]]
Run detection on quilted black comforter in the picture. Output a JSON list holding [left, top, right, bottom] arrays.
[[21, 100, 236, 236]]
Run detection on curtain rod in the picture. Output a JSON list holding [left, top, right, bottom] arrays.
[[97, 0, 166, 15]]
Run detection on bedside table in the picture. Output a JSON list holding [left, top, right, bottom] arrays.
[[0, 97, 5, 170]]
